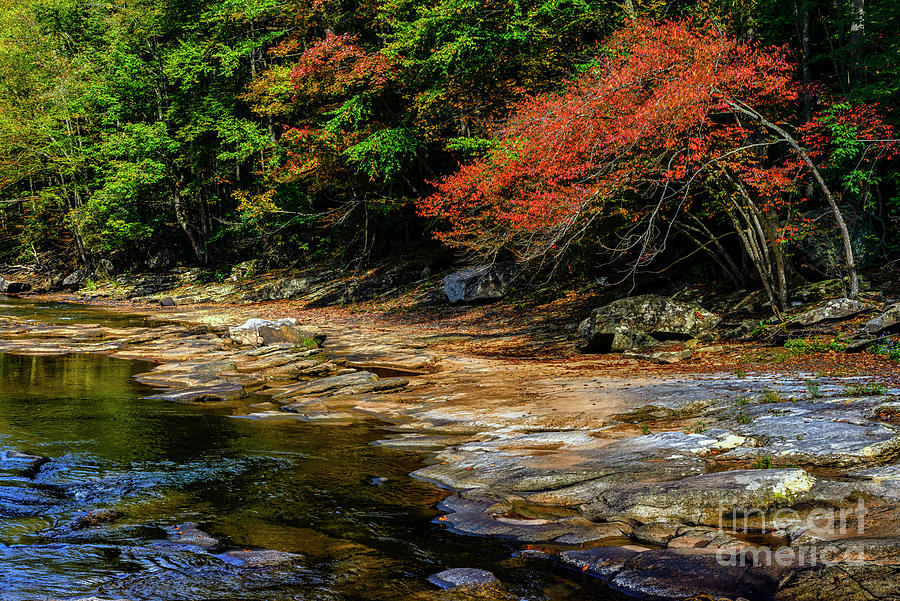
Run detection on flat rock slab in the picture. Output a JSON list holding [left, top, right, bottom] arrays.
[[560, 546, 643, 579], [610, 549, 779, 601], [428, 567, 499, 590], [272, 371, 377, 397], [146, 382, 245, 403], [581, 468, 816, 526], [722, 403, 900, 467], [438, 495, 631, 544]]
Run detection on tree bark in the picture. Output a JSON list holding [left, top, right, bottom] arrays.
[[726, 100, 859, 299]]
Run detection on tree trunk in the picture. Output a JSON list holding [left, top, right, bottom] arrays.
[[173, 188, 206, 263], [849, 0, 865, 89], [726, 100, 860, 299]]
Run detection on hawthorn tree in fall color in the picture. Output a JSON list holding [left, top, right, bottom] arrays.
[[422, 20, 896, 310]]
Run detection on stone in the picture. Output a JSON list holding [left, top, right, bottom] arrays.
[[228, 318, 326, 348], [272, 371, 377, 397], [170, 522, 220, 550], [610, 549, 779, 601], [632, 521, 683, 546], [428, 568, 499, 590], [578, 322, 660, 353], [863, 303, 900, 335], [720, 402, 900, 467], [94, 259, 114, 279], [581, 469, 817, 527], [62, 267, 92, 290], [579, 295, 719, 352], [146, 382, 245, 403], [443, 263, 519, 303], [790, 298, 875, 327], [250, 277, 314, 301], [223, 549, 301, 568], [159, 297, 176, 307], [775, 562, 900, 601], [560, 546, 642, 579], [0, 276, 31, 294], [69, 508, 124, 531], [1, 450, 49, 475], [438, 494, 631, 544]]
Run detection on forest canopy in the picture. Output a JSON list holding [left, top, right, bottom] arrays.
[[0, 0, 897, 308]]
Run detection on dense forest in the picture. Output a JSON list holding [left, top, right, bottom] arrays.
[[0, 0, 897, 310]]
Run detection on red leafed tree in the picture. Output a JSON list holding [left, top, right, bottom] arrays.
[[420, 20, 896, 309]]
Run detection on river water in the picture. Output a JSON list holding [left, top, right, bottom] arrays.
[[0, 297, 611, 600]]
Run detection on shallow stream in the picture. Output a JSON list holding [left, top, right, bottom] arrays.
[[0, 297, 611, 600]]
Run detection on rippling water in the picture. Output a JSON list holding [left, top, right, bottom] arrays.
[[0, 300, 612, 600]]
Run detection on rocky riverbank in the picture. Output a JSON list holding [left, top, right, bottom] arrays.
[[4, 282, 900, 601]]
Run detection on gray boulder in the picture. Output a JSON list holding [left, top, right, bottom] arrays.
[[864, 303, 900, 335], [228, 318, 326, 348], [62, 267, 92, 290], [444, 263, 519, 303], [579, 295, 719, 352], [94, 259, 114, 279], [790, 297, 875, 327]]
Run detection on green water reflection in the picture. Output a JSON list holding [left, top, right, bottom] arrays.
[[0, 349, 612, 600]]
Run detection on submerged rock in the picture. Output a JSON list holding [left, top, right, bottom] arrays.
[[1, 450, 49, 475], [223, 549, 302, 568], [169, 522, 221, 550], [69, 508, 124, 531], [428, 567, 499, 590], [443, 263, 519, 304]]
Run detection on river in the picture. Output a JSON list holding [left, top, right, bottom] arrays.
[[0, 296, 610, 600]]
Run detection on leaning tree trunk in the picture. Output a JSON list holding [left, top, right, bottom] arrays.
[[172, 188, 206, 264], [726, 100, 860, 299]]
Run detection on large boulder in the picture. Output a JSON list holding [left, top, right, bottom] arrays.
[[579, 295, 719, 352], [228, 318, 326, 348], [443, 263, 519, 304], [62, 267, 92, 290], [0, 276, 30, 294], [863, 303, 900, 335], [790, 297, 875, 328], [797, 206, 881, 278]]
